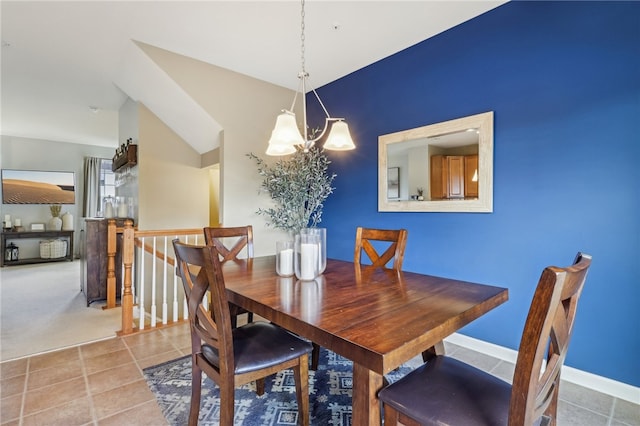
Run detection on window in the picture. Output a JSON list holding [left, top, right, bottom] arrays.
[[99, 159, 115, 204]]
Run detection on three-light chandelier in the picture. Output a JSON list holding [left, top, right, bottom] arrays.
[[266, 0, 356, 156]]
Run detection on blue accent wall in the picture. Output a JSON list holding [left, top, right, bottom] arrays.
[[311, 1, 639, 386]]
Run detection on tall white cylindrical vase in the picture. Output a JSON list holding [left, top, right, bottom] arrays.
[[300, 227, 326, 274], [61, 212, 74, 230], [295, 232, 320, 281]]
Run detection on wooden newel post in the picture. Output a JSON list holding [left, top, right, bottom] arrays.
[[120, 219, 135, 335], [106, 219, 117, 309]]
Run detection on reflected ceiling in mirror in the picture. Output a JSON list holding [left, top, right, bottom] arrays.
[[378, 111, 493, 212]]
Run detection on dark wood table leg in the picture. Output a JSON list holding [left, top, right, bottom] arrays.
[[422, 340, 446, 362], [352, 362, 384, 426]]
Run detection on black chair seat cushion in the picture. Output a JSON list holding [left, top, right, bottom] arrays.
[[201, 321, 312, 375], [378, 355, 512, 426]]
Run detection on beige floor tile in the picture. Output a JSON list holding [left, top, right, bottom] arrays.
[[0, 393, 22, 424], [0, 358, 28, 379], [136, 349, 184, 370], [613, 398, 640, 425], [0, 374, 25, 398], [21, 396, 93, 426], [177, 343, 193, 356], [127, 338, 180, 360], [80, 337, 126, 359], [22, 376, 87, 416], [87, 362, 142, 395], [92, 379, 155, 420], [27, 363, 83, 391], [559, 381, 614, 417], [97, 399, 168, 426], [28, 347, 81, 372], [122, 331, 172, 349], [557, 400, 609, 426], [83, 348, 135, 375], [158, 323, 190, 338]]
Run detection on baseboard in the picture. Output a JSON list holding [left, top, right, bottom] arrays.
[[445, 333, 640, 404]]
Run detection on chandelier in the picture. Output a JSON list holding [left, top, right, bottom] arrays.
[[266, 0, 356, 156]]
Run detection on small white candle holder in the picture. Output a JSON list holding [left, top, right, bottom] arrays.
[[276, 240, 294, 277]]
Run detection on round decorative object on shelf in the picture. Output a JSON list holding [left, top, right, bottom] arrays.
[[48, 216, 62, 231]]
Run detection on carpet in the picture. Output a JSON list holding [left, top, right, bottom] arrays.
[[144, 347, 414, 425], [0, 261, 121, 361]]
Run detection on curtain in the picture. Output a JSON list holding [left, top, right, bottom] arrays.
[[83, 157, 101, 218]]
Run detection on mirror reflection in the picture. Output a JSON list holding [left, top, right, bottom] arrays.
[[378, 111, 493, 213]]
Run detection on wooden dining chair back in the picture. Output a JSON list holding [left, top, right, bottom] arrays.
[[378, 252, 592, 426], [204, 225, 254, 327], [173, 239, 312, 426], [204, 225, 254, 261], [311, 227, 408, 371], [354, 227, 408, 269]]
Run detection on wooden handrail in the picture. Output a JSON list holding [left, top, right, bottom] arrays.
[[108, 220, 204, 335]]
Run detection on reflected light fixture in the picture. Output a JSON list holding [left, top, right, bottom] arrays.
[[266, 0, 355, 156]]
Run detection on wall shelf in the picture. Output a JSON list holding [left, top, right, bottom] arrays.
[[112, 144, 137, 172], [1, 230, 74, 267]]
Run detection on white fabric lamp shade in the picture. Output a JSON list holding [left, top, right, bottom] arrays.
[[323, 121, 355, 151]]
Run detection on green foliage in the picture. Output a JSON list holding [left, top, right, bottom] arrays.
[[248, 147, 336, 234]]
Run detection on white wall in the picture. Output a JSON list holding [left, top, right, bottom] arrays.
[[0, 135, 114, 257], [136, 104, 209, 230], [136, 44, 297, 254]]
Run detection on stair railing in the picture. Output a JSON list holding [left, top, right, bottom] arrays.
[[106, 219, 204, 335]]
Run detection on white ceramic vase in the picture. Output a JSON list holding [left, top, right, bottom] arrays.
[[48, 216, 62, 231], [61, 212, 74, 230]]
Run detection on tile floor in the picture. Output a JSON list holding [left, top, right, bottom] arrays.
[[1, 322, 639, 426], [0, 324, 191, 426]]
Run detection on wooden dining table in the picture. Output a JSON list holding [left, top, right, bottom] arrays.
[[220, 256, 508, 426]]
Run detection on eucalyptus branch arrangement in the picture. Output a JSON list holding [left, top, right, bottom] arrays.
[[248, 147, 336, 234]]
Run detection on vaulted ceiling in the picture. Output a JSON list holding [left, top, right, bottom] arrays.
[[1, 1, 505, 151]]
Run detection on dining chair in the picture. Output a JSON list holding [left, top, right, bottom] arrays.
[[173, 239, 312, 426], [378, 252, 592, 426], [203, 225, 254, 328], [354, 226, 408, 269], [311, 226, 409, 370]]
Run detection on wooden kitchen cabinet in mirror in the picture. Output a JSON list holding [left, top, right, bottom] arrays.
[[378, 111, 493, 213], [431, 154, 478, 199]]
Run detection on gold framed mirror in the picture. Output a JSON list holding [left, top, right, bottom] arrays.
[[378, 111, 493, 213]]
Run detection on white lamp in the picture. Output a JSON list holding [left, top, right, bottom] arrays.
[[266, 111, 302, 156], [323, 120, 355, 151], [266, 0, 355, 156]]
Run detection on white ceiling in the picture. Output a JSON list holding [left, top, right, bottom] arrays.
[[1, 1, 505, 150]]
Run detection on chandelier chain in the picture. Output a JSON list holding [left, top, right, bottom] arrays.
[[300, 0, 306, 74]]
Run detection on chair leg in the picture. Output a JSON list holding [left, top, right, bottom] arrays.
[[247, 312, 254, 323], [311, 343, 320, 370], [189, 357, 202, 426], [383, 403, 400, 426], [219, 376, 236, 426], [255, 378, 265, 396], [293, 354, 310, 426]]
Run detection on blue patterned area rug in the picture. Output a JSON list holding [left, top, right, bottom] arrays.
[[143, 347, 414, 425]]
